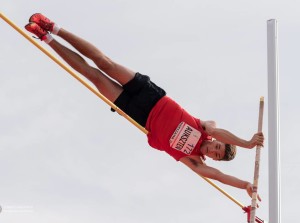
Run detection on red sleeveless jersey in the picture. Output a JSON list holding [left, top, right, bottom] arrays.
[[145, 96, 211, 161]]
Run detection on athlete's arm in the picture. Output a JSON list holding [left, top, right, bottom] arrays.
[[180, 156, 260, 199], [201, 120, 264, 149]]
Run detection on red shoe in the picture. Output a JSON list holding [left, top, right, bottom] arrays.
[[29, 13, 54, 32], [25, 22, 48, 40]]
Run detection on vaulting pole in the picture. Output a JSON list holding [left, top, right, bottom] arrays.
[[267, 19, 281, 223], [249, 97, 264, 223], [1, 12, 262, 218]]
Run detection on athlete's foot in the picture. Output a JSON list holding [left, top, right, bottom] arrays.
[[25, 22, 48, 40], [29, 13, 57, 33]]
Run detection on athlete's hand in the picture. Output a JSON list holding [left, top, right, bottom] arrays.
[[246, 183, 261, 205], [247, 132, 264, 149]]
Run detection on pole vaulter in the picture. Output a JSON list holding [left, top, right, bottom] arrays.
[[0, 12, 265, 222]]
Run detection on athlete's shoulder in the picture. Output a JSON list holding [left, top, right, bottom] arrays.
[[200, 120, 216, 134]]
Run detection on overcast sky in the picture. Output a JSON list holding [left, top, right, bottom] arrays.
[[0, 1, 299, 222]]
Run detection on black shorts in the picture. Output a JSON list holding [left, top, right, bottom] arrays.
[[111, 73, 166, 127]]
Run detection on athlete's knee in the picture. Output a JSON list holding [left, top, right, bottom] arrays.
[[93, 54, 115, 72], [81, 66, 102, 83]]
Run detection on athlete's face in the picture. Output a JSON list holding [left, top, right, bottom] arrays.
[[201, 140, 226, 160]]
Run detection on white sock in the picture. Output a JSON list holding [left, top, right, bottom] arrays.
[[52, 24, 61, 35], [44, 33, 54, 44]]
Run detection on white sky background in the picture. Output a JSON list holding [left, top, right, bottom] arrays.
[[0, 1, 299, 222]]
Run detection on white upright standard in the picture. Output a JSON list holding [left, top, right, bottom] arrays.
[[267, 19, 281, 223]]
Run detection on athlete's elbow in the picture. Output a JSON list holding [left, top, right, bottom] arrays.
[[215, 172, 231, 185], [204, 169, 223, 181]]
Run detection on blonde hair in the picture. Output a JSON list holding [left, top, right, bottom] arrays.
[[221, 144, 237, 161]]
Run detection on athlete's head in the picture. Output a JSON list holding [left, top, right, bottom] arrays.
[[222, 143, 236, 161], [200, 140, 236, 161]]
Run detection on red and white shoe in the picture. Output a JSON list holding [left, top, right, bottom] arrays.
[[29, 13, 55, 33], [25, 22, 48, 40]]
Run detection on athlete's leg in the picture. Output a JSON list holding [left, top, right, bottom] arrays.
[[48, 38, 123, 102], [57, 28, 136, 86], [28, 13, 135, 86]]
